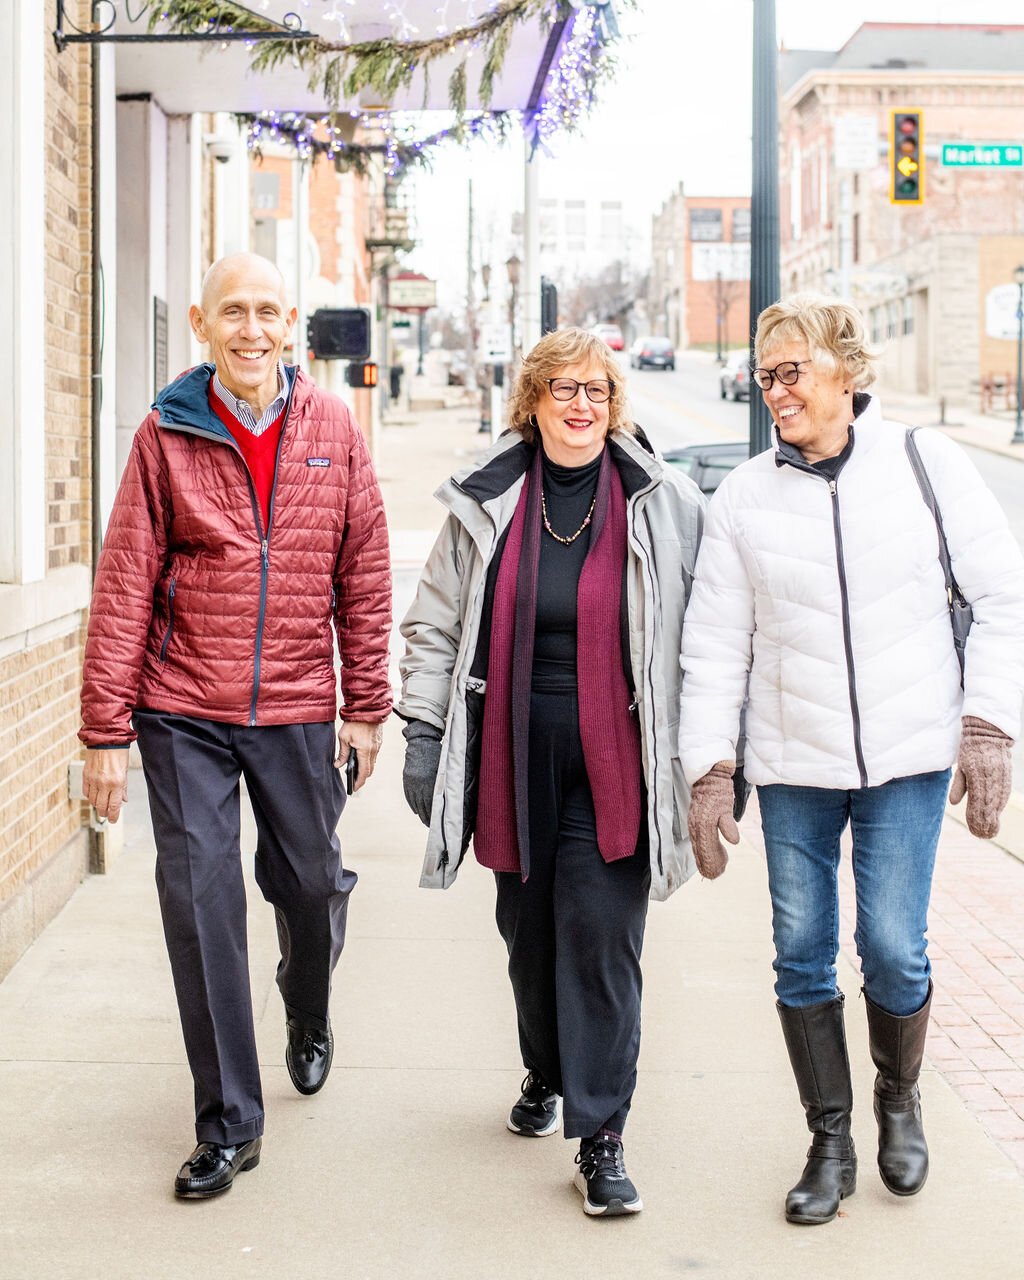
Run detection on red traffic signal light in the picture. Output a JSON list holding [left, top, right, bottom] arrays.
[[345, 361, 378, 388], [890, 111, 924, 205]]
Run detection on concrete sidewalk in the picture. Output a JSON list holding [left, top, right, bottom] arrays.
[[3, 405, 1024, 1280], [873, 382, 1024, 461]]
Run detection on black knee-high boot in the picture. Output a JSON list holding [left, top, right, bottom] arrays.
[[777, 995, 857, 1225], [864, 981, 932, 1196]]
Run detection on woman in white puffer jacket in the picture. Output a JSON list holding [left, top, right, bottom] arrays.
[[679, 294, 1024, 1228]]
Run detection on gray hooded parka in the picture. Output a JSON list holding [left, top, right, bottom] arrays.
[[398, 427, 706, 901]]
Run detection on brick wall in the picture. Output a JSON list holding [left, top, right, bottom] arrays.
[[0, 627, 88, 913], [44, 16, 92, 572], [0, 8, 93, 976]]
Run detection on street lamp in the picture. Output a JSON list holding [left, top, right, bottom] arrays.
[[506, 253, 521, 365], [1012, 264, 1024, 446]]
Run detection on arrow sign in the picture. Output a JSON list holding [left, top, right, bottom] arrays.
[[897, 156, 919, 177]]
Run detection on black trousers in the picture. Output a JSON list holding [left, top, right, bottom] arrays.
[[134, 712, 354, 1145], [494, 690, 650, 1140]]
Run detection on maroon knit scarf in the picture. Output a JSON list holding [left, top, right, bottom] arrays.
[[474, 445, 643, 878]]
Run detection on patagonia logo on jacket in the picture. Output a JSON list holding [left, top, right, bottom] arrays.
[[307, 457, 331, 468]]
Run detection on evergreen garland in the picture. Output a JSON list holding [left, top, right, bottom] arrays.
[[147, 0, 563, 113]]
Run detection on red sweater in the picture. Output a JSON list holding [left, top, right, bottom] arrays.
[[208, 389, 286, 533]]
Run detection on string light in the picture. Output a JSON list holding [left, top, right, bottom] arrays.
[[525, 6, 606, 152], [239, 108, 517, 176]]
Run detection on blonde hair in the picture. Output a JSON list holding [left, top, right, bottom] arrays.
[[506, 327, 634, 442], [755, 293, 878, 390]]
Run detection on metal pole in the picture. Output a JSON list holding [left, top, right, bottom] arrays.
[[749, 0, 780, 456], [1013, 276, 1024, 445], [715, 271, 723, 362], [522, 137, 541, 355], [466, 180, 478, 411], [417, 311, 425, 376], [293, 155, 309, 374]]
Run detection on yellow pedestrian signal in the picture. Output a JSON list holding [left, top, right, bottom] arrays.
[[890, 111, 924, 204]]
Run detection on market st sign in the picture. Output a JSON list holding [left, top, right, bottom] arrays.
[[942, 143, 1023, 168]]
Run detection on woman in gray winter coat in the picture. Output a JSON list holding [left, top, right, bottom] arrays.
[[398, 327, 704, 1217]]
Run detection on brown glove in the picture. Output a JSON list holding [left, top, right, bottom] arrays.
[[688, 761, 741, 880], [948, 716, 1013, 839]]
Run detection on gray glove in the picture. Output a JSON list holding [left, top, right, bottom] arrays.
[[402, 720, 443, 827]]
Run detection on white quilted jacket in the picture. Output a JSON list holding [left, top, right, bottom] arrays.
[[679, 397, 1024, 789]]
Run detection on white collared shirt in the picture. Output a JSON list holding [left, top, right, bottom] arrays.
[[211, 362, 288, 436]]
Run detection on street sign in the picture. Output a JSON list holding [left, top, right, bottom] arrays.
[[834, 115, 878, 170], [692, 243, 750, 282], [986, 284, 1023, 341], [478, 321, 511, 365], [942, 143, 1023, 168], [389, 276, 437, 310]]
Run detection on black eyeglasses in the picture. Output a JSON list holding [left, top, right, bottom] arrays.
[[751, 360, 811, 391], [546, 378, 615, 403]]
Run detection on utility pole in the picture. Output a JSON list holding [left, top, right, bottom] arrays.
[[749, 0, 780, 456]]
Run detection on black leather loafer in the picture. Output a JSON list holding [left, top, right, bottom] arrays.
[[174, 1137, 262, 1199], [286, 1017, 334, 1095]]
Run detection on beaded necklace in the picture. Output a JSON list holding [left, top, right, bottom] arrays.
[[541, 491, 596, 545]]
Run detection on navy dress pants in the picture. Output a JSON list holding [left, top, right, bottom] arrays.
[[134, 712, 354, 1146], [494, 690, 651, 1140]]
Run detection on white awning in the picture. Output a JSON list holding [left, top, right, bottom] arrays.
[[111, 2, 568, 115]]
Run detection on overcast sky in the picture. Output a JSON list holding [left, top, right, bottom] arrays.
[[407, 0, 1024, 306]]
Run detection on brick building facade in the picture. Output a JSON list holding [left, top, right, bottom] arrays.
[[649, 185, 751, 352], [0, 4, 94, 977], [779, 24, 1024, 402]]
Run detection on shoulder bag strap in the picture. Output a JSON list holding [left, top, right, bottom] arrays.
[[904, 427, 966, 606]]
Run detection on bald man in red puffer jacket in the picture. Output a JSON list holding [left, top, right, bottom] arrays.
[[79, 253, 392, 1200]]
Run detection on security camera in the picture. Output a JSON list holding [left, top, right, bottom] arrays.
[[204, 133, 236, 165]]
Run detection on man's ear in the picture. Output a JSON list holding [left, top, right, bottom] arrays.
[[188, 304, 208, 344], [285, 306, 298, 333]]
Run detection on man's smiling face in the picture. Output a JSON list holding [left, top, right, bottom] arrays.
[[189, 254, 297, 413]]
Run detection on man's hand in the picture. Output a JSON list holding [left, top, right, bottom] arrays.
[[82, 748, 130, 824], [337, 720, 385, 793]]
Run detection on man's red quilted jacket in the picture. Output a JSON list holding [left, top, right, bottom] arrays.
[[80, 364, 393, 746]]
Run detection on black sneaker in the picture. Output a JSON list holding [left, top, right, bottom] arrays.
[[506, 1072, 561, 1137], [574, 1136, 643, 1216]]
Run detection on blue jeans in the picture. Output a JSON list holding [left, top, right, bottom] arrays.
[[757, 770, 950, 1016]]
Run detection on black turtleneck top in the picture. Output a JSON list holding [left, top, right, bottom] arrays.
[[532, 448, 603, 692]]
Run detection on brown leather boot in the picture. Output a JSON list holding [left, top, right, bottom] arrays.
[[865, 982, 932, 1196], [777, 995, 857, 1225]]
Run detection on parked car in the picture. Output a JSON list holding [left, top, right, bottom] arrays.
[[663, 440, 748, 496], [592, 322, 625, 351], [719, 351, 751, 401], [629, 336, 676, 370]]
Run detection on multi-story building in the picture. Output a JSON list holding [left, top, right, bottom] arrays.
[[649, 185, 751, 351], [779, 23, 1024, 401], [683, 195, 751, 351], [538, 195, 631, 283], [649, 184, 688, 349]]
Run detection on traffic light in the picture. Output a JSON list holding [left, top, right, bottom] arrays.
[[307, 308, 371, 360], [345, 361, 378, 388], [890, 111, 924, 205]]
